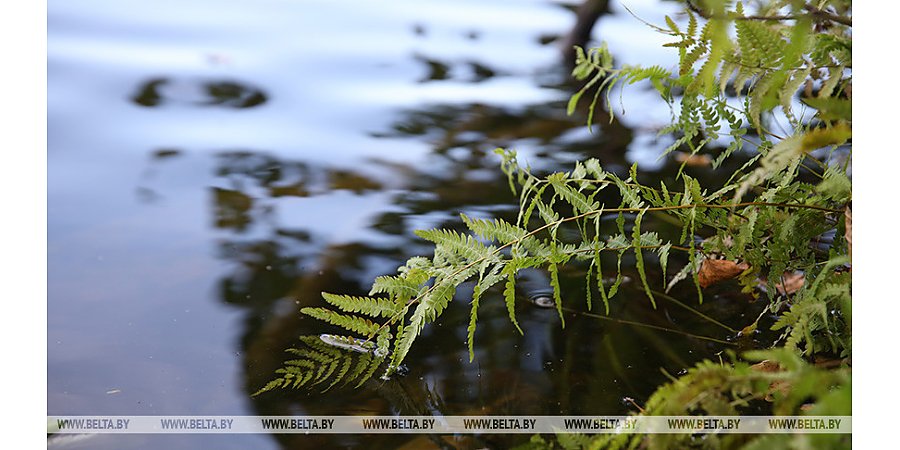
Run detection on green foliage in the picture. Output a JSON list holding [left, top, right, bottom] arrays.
[[546, 349, 850, 450], [257, 6, 851, 447]]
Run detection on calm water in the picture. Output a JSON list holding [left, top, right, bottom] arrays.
[[48, 1, 769, 448]]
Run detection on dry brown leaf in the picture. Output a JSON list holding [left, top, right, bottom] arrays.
[[673, 151, 713, 167], [776, 271, 806, 295], [844, 204, 851, 261], [766, 381, 791, 401], [813, 355, 849, 369], [698, 258, 750, 288], [749, 360, 781, 373], [749, 360, 790, 401]]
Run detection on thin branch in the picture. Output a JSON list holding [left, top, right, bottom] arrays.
[[650, 289, 737, 333], [565, 306, 736, 345]]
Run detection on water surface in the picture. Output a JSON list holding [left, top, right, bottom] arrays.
[[48, 1, 767, 448]]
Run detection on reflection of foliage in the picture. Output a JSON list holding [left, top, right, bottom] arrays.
[[328, 170, 383, 194], [203, 81, 267, 108], [378, 102, 632, 161], [210, 152, 312, 232], [253, 335, 388, 395], [218, 239, 306, 307], [212, 187, 254, 231], [215, 151, 312, 198], [131, 77, 267, 108]]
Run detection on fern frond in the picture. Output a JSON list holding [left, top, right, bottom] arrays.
[[591, 239, 611, 314], [301, 307, 381, 336], [501, 261, 524, 335], [389, 266, 476, 372], [547, 173, 599, 215], [466, 260, 506, 362], [632, 209, 657, 308], [416, 228, 495, 263], [535, 194, 561, 226], [369, 272, 425, 301], [548, 261, 565, 327], [460, 214, 527, 244], [778, 68, 810, 124], [321, 293, 399, 319], [818, 66, 846, 99], [611, 175, 645, 209], [657, 242, 672, 285]]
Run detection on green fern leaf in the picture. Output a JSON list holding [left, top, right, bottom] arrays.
[[548, 261, 565, 327], [591, 238, 611, 314], [252, 378, 290, 396], [680, 44, 707, 76], [817, 66, 845, 99], [369, 274, 423, 301], [321, 293, 399, 318], [301, 307, 381, 336], [748, 71, 779, 130], [502, 262, 524, 335], [657, 242, 671, 285], [389, 267, 474, 372], [535, 195, 561, 225], [632, 209, 657, 308], [415, 229, 495, 262], [390, 315, 425, 373], [611, 176, 645, 209], [461, 214, 527, 243], [548, 173, 599, 214], [718, 59, 738, 93], [664, 15, 680, 34], [313, 359, 340, 386], [468, 261, 507, 361], [520, 184, 548, 228], [779, 67, 811, 123]]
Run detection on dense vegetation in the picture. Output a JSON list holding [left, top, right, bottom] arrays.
[[257, 0, 851, 447]]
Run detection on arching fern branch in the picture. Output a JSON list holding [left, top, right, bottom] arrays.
[[255, 149, 845, 395]]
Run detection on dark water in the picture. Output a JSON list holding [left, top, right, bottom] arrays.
[[48, 1, 771, 449]]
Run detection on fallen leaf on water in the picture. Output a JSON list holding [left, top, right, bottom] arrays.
[[698, 258, 750, 288]]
